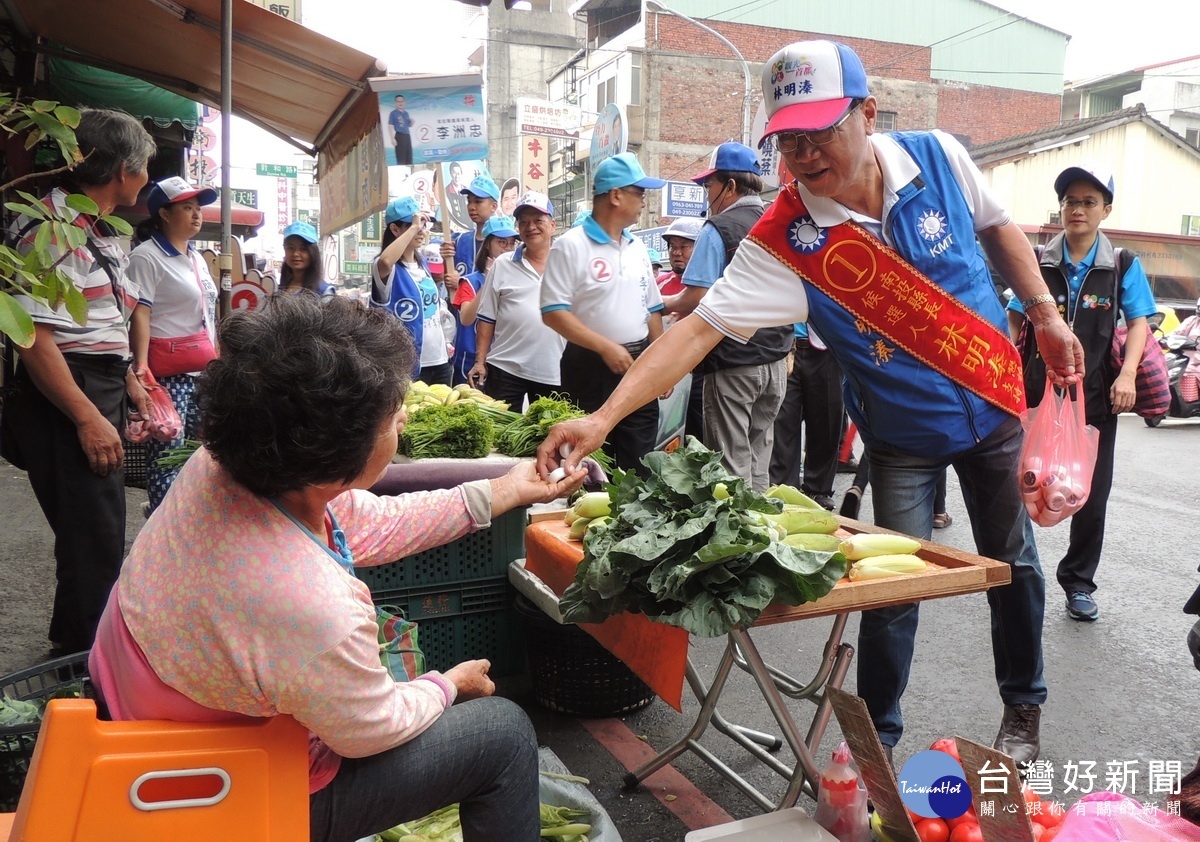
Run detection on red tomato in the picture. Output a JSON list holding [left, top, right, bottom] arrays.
[[1022, 785, 1042, 808], [1031, 823, 1045, 840], [929, 737, 961, 761], [1033, 801, 1066, 828], [948, 823, 984, 842], [915, 818, 950, 842], [944, 808, 979, 831], [1041, 825, 1062, 841]]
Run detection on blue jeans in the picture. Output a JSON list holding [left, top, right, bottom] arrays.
[[859, 416, 1046, 746], [309, 697, 540, 842]]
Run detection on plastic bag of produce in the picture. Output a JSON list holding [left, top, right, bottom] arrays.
[[1018, 381, 1099, 527], [126, 368, 184, 443]]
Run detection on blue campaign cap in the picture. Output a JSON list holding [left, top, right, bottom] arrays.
[[761, 40, 870, 138], [147, 176, 218, 216], [648, 248, 663, 265], [593, 152, 666, 194], [481, 215, 519, 239], [692, 142, 762, 184], [384, 196, 421, 225], [1054, 164, 1116, 202], [281, 221, 318, 244], [461, 175, 500, 201]]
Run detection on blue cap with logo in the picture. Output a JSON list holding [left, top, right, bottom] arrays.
[[281, 221, 318, 244], [648, 248, 663, 265], [384, 196, 421, 225], [692, 142, 762, 184], [481, 215, 519, 239], [461, 175, 500, 202], [147, 176, 218, 216], [1054, 164, 1115, 202], [761, 40, 870, 138], [514, 190, 555, 217], [593, 152, 666, 195]]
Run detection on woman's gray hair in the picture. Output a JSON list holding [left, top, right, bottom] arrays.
[[70, 108, 157, 187]]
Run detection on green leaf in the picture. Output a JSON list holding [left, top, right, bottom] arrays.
[[62, 283, 88, 326], [53, 105, 81, 128], [22, 128, 42, 150], [0, 291, 35, 347], [100, 214, 132, 236], [30, 99, 58, 114], [33, 220, 52, 253], [5, 202, 47, 220], [64, 193, 99, 215], [63, 225, 87, 250]]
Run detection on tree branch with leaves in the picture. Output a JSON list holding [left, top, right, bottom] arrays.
[[0, 95, 133, 347]]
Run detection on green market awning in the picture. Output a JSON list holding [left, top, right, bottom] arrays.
[[46, 55, 200, 132]]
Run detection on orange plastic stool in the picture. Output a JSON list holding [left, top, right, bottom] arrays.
[[1, 698, 309, 841]]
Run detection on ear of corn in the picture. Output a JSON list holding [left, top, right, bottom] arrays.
[[571, 492, 612, 520], [839, 533, 922, 560], [783, 533, 843, 552], [764, 507, 839, 535], [568, 516, 593, 540], [765, 484, 824, 509], [848, 554, 927, 580]]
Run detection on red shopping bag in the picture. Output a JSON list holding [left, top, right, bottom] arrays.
[[124, 368, 183, 443], [1018, 381, 1100, 527]]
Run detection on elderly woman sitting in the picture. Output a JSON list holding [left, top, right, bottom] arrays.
[[89, 294, 583, 842]]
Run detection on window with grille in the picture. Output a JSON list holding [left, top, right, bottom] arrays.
[[875, 111, 897, 132], [1183, 214, 1200, 236]]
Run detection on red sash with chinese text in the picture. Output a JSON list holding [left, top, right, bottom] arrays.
[[748, 186, 1025, 417]]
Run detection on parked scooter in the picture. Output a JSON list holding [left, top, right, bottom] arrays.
[[1145, 333, 1200, 426]]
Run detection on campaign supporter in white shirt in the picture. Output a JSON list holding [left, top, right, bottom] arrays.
[[539, 218, 664, 346], [127, 234, 218, 347], [409, 260, 450, 369], [475, 247, 565, 385], [695, 131, 1004, 341]]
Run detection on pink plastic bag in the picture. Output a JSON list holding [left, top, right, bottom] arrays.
[[124, 369, 182, 443], [1018, 380, 1099, 527], [1056, 792, 1200, 841]]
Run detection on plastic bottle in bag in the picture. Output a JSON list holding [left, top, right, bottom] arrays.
[[813, 741, 871, 842]]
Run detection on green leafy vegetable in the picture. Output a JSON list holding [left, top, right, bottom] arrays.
[[494, 393, 612, 473], [400, 403, 495, 460], [154, 439, 202, 471], [374, 801, 592, 841], [559, 438, 847, 637]]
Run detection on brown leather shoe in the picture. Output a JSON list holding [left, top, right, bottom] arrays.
[[993, 704, 1041, 766]]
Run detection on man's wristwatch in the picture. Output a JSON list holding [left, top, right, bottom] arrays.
[[1022, 293, 1056, 310]]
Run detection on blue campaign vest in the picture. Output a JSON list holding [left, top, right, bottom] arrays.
[[804, 132, 1009, 457], [371, 260, 426, 377], [454, 270, 486, 357], [453, 231, 481, 278]]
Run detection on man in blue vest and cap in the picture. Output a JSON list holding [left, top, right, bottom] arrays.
[[540, 40, 1085, 768]]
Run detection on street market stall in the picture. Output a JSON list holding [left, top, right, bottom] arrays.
[[519, 513, 1012, 813]]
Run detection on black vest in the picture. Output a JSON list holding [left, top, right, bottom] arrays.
[[1020, 234, 1125, 424], [695, 202, 794, 374]]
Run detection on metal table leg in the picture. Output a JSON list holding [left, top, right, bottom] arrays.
[[624, 613, 855, 812]]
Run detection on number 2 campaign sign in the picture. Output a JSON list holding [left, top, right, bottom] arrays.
[[371, 73, 488, 167]]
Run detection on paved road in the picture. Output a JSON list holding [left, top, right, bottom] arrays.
[[2, 414, 1198, 839]]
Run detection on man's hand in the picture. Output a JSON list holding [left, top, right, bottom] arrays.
[[600, 342, 634, 375], [1031, 316, 1085, 386], [443, 660, 494, 702], [126, 370, 152, 420], [77, 414, 124, 476], [467, 360, 488, 388], [536, 415, 611, 477], [1110, 370, 1136, 414]]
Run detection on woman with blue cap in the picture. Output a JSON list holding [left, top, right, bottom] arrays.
[[452, 215, 518, 384], [279, 221, 332, 295], [127, 176, 219, 512], [371, 196, 452, 384]]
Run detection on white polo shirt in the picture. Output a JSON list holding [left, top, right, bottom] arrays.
[[539, 216, 665, 346], [475, 246, 565, 384], [127, 233, 217, 345]]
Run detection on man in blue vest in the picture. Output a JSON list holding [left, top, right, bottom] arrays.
[[540, 40, 1084, 768]]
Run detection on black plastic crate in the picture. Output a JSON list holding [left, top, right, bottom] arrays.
[[123, 440, 148, 489], [371, 578, 525, 677], [356, 507, 526, 593], [0, 652, 91, 812]]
